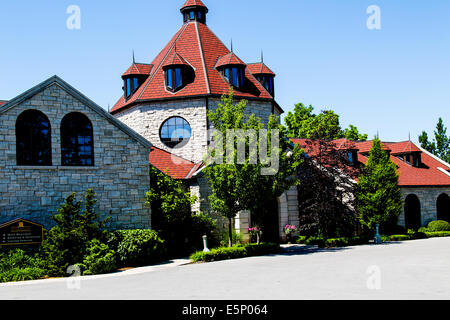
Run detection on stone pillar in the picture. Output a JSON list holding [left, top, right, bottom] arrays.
[[287, 186, 300, 227], [278, 192, 289, 241], [235, 210, 250, 243]]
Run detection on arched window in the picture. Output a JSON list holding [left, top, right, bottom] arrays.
[[61, 112, 94, 166], [159, 117, 191, 148], [16, 109, 52, 166], [404, 194, 421, 230], [437, 193, 450, 223]]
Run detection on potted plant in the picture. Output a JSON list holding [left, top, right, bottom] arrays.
[[284, 224, 297, 244], [248, 226, 262, 245]]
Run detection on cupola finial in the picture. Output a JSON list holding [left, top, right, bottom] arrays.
[[132, 50, 135, 64]]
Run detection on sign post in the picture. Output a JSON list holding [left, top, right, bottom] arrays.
[[0, 218, 44, 246]]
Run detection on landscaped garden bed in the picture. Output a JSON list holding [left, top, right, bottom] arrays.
[[190, 243, 280, 263]]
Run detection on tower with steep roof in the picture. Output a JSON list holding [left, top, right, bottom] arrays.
[[111, 1, 281, 163]]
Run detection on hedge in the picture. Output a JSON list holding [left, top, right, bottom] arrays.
[[424, 231, 450, 238], [296, 236, 368, 248], [0, 267, 47, 283], [108, 229, 167, 267], [190, 243, 280, 263], [325, 236, 368, 248], [426, 220, 450, 232]]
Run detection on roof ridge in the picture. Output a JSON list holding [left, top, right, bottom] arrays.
[[195, 21, 211, 94], [137, 23, 190, 100], [418, 145, 450, 169]]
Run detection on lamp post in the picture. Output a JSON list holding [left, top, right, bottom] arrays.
[[374, 224, 382, 244], [202, 235, 210, 252]]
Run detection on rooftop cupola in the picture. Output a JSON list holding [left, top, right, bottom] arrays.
[[121, 53, 152, 100], [216, 51, 247, 89], [247, 53, 276, 97], [181, 0, 208, 24]]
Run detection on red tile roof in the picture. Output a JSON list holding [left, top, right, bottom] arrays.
[[149, 146, 202, 179], [247, 62, 275, 76], [292, 138, 450, 187], [384, 141, 421, 154], [215, 52, 246, 68], [122, 63, 153, 77], [111, 20, 278, 114], [181, 0, 208, 10], [352, 140, 391, 153], [162, 50, 191, 68]]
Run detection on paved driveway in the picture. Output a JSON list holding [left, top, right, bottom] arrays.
[[1, 237, 450, 300]]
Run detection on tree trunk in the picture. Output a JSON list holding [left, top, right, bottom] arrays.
[[228, 217, 233, 248]]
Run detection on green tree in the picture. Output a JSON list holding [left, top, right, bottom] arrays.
[[146, 167, 216, 256], [41, 189, 110, 276], [419, 118, 449, 163], [344, 125, 368, 142], [204, 89, 303, 246], [284, 103, 367, 141], [355, 138, 402, 235]]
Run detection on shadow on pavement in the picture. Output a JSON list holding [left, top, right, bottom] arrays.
[[273, 244, 351, 256], [273, 240, 406, 257]]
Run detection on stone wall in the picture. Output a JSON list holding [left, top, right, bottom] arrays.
[[207, 98, 278, 126], [114, 97, 278, 164], [399, 187, 450, 227], [0, 82, 152, 230], [114, 99, 208, 163]]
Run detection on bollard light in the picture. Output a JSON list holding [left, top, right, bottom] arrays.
[[202, 235, 210, 252], [374, 224, 382, 244]]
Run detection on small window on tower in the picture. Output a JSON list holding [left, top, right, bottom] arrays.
[[126, 78, 131, 97], [165, 67, 184, 91]]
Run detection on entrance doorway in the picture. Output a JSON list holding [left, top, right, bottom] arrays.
[[404, 194, 421, 230], [251, 198, 280, 243], [437, 193, 450, 222]]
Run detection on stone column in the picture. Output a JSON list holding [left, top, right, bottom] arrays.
[[235, 210, 250, 243]]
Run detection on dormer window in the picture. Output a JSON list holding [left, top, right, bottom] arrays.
[[216, 52, 247, 90], [222, 66, 244, 88], [400, 152, 422, 167], [347, 150, 358, 166], [121, 62, 151, 100], [124, 76, 142, 99], [248, 62, 276, 97], [162, 51, 195, 93], [255, 75, 274, 96], [165, 67, 183, 91]]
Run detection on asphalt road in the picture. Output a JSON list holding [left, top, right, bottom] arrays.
[[1, 237, 450, 300]]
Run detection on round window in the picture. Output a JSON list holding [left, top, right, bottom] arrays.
[[160, 117, 192, 148]]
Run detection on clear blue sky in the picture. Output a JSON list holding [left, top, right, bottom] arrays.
[[1, 0, 449, 143]]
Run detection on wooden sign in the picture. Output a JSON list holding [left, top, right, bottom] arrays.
[[0, 218, 44, 246]]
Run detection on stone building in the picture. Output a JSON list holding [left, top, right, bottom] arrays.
[[3, 0, 446, 241], [292, 138, 450, 230], [110, 0, 297, 241], [0, 76, 153, 230]]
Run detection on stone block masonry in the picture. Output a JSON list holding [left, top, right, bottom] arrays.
[[400, 187, 450, 227], [0, 80, 152, 230], [114, 97, 278, 164]]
